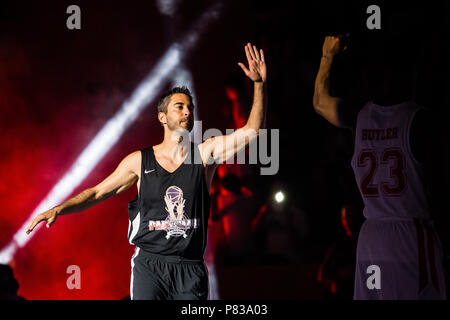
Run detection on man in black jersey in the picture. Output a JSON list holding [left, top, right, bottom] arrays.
[[26, 43, 267, 300]]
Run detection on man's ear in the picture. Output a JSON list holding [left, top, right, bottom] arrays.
[[158, 112, 167, 125]]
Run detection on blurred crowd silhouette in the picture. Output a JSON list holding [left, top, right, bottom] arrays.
[[0, 264, 25, 300]]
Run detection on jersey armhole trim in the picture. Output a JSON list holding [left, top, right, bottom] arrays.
[[196, 143, 213, 195], [406, 107, 422, 166], [137, 149, 145, 209], [350, 102, 370, 164]]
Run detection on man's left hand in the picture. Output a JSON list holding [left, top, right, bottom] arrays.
[[238, 43, 267, 83]]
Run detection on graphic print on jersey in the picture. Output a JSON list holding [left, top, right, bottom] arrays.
[[148, 185, 199, 239]]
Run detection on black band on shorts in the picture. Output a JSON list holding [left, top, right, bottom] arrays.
[[137, 247, 204, 265]]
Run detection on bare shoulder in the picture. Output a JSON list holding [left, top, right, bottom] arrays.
[[120, 150, 142, 176]]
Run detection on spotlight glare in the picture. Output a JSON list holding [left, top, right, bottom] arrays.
[[275, 191, 285, 203]]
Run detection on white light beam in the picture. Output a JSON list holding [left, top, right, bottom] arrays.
[[0, 1, 223, 264]]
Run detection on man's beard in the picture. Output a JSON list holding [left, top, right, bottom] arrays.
[[167, 117, 193, 133]]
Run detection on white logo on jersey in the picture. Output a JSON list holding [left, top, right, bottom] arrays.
[[144, 169, 155, 174], [148, 185, 199, 239]]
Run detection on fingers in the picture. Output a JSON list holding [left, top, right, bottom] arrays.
[[237, 62, 249, 75], [26, 211, 58, 234], [244, 42, 264, 62], [325, 35, 338, 44], [337, 33, 350, 41], [26, 215, 43, 234], [244, 45, 252, 64], [323, 34, 346, 56], [46, 216, 56, 228], [325, 35, 338, 41], [253, 45, 260, 60], [247, 43, 256, 60], [240, 43, 265, 78]]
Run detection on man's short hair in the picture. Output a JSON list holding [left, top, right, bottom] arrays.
[[157, 86, 194, 114]]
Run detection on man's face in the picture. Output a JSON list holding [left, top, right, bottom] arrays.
[[160, 93, 194, 132]]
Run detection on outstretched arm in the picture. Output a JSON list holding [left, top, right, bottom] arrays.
[[313, 35, 346, 127], [26, 151, 141, 233], [200, 43, 267, 165]]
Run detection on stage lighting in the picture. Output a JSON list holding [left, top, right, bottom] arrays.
[[275, 191, 285, 203], [0, 1, 223, 265]]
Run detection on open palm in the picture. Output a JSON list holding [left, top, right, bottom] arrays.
[[238, 43, 266, 83]]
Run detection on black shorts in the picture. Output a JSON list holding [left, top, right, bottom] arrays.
[[130, 247, 209, 300]]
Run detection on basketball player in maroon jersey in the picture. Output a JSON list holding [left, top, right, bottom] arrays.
[[313, 35, 446, 299], [25, 43, 267, 300]]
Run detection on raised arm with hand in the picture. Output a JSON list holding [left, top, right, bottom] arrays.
[[26, 151, 141, 234], [200, 42, 267, 165], [313, 35, 347, 127], [237, 42, 267, 132]]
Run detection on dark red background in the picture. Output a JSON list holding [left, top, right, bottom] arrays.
[[1, 0, 448, 299]]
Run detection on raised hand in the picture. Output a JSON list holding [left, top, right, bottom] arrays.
[[238, 43, 267, 83], [322, 35, 348, 58], [26, 208, 58, 234]]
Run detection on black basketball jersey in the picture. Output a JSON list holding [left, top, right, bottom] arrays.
[[127, 142, 210, 260]]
